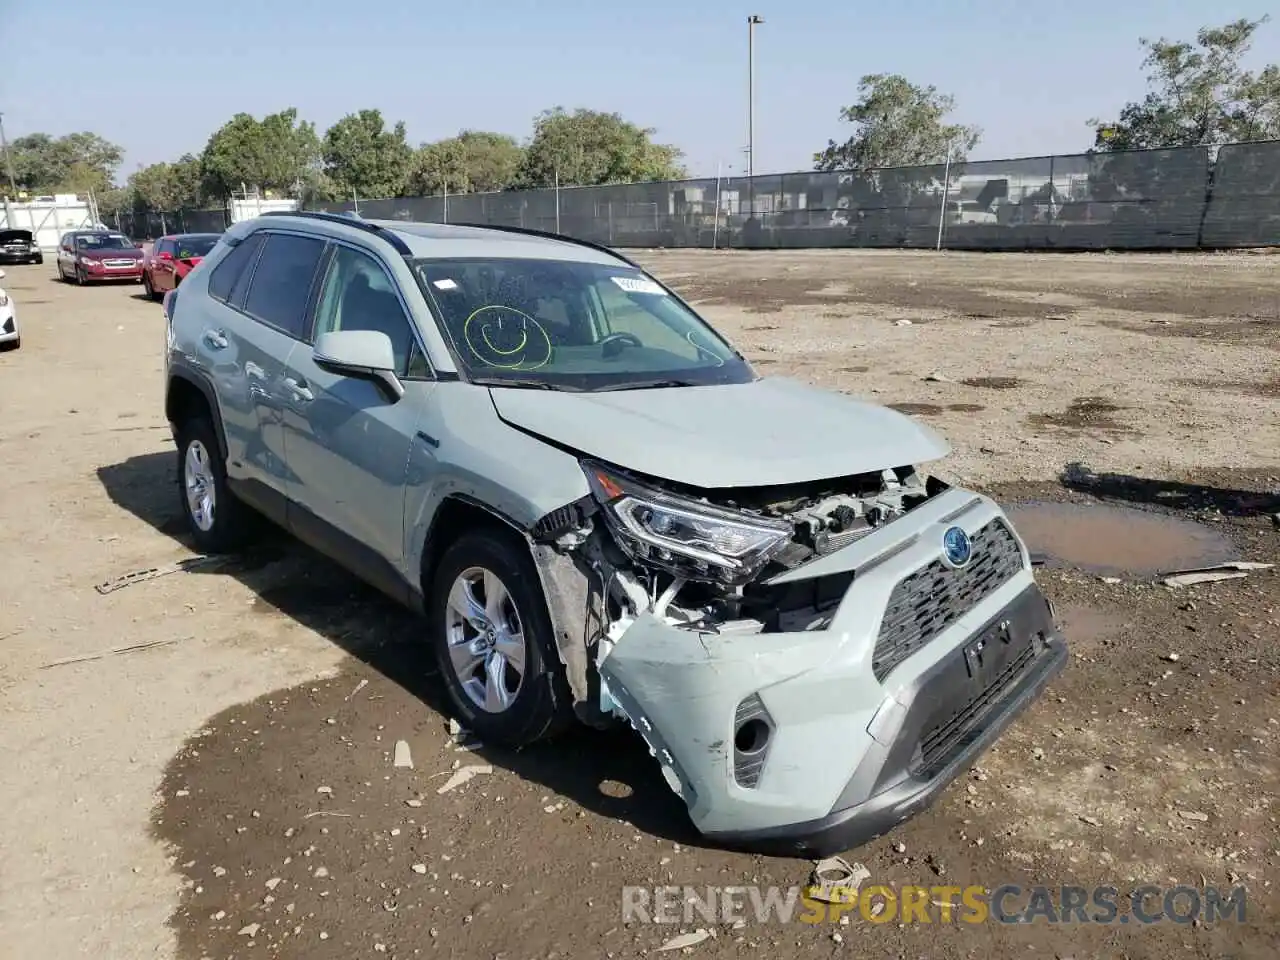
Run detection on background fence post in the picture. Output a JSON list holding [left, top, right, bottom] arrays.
[[935, 148, 953, 251]]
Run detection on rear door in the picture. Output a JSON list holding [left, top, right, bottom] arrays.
[[202, 230, 327, 508]]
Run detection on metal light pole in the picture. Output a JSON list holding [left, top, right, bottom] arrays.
[[747, 14, 762, 221], [747, 15, 762, 181], [0, 112, 19, 199]]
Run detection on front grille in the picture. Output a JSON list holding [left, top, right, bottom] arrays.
[[872, 519, 1023, 681], [916, 641, 1036, 774], [103, 259, 136, 268]]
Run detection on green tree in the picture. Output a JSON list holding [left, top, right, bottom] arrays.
[[1091, 17, 1280, 149], [514, 108, 685, 188], [408, 130, 524, 195], [200, 108, 321, 198], [322, 109, 412, 199], [814, 74, 980, 171], [8, 131, 123, 193], [128, 158, 206, 212], [169, 154, 206, 207]]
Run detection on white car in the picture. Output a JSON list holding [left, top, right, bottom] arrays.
[[0, 269, 18, 351]]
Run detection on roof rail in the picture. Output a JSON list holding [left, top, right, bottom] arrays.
[[448, 222, 640, 268], [257, 209, 412, 256]]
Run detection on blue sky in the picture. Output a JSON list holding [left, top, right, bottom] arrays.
[[4, 0, 1278, 182]]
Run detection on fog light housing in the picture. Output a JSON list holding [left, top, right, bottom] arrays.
[[733, 693, 775, 789]]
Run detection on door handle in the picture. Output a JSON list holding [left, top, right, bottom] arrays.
[[283, 376, 314, 402], [202, 329, 229, 350]]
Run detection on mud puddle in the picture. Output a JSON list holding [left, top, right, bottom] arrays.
[[1002, 501, 1241, 578]]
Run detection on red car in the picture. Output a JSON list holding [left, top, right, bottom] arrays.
[[56, 230, 145, 284], [142, 233, 221, 301]]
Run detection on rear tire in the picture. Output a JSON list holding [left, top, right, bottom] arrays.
[[430, 530, 574, 747], [174, 416, 255, 553]]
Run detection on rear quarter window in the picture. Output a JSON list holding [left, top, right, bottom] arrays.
[[207, 233, 265, 306]]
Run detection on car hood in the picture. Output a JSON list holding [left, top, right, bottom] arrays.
[[488, 376, 950, 489], [0, 230, 33, 244]]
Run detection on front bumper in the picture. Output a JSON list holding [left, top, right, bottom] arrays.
[[598, 488, 1068, 856], [82, 265, 143, 281], [0, 249, 41, 264]]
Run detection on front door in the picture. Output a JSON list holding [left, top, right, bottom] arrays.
[[56, 235, 75, 277], [280, 243, 431, 579], [152, 238, 177, 292]]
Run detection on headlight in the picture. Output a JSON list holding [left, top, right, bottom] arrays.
[[79, 256, 96, 266], [583, 461, 792, 584]]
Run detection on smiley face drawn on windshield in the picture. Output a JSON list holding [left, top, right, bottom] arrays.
[[462, 305, 553, 370]]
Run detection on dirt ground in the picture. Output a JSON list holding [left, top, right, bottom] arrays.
[[0, 249, 1277, 960]]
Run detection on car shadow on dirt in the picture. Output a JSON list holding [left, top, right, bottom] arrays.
[[95, 451, 704, 847], [1059, 461, 1280, 518]]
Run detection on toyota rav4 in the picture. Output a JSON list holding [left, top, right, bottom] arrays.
[[162, 211, 1067, 855]]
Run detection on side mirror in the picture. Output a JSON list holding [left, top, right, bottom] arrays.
[[312, 330, 404, 402]]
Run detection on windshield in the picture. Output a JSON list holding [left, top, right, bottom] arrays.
[[77, 233, 135, 251], [410, 257, 753, 391], [174, 235, 219, 258]]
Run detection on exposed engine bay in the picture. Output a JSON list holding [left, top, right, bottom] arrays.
[[529, 459, 947, 724]]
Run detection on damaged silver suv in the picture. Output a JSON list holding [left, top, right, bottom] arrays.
[[163, 211, 1067, 856]]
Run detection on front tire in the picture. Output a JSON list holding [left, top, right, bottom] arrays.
[[75, 266, 87, 285], [430, 531, 573, 746], [174, 417, 255, 553], [143, 272, 159, 301]]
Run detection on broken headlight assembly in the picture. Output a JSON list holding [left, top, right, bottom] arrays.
[[583, 461, 792, 584]]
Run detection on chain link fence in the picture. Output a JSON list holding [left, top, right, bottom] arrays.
[[104, 207, 230, 239], [114, 141, 1280, 250]]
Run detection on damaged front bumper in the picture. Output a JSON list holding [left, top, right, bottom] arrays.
[[596, 489, 1067, 857]]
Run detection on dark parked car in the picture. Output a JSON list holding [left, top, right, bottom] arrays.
[[0, 229, 43, 265]]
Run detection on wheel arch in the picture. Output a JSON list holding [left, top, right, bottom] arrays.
[[418, 495, 528, 600], [165, 366, 228, 461], [417, 493, 600, 719]]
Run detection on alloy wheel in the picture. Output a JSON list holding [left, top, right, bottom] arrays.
[[443, 566, 528, 713], [183, 439, 217, 532]]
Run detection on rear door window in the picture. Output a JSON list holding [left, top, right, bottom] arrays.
[[207, 233, 265, 306], [242, 233, 327, 340]]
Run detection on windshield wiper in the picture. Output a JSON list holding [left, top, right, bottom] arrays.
[[469, 376, 579, 392], [593, 378, 700, 392]]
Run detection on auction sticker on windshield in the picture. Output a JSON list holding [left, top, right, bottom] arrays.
[[611, 276, 666, 295]]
